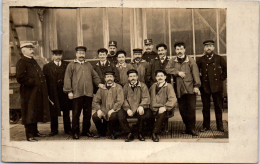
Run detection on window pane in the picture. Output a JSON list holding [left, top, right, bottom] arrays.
[[81, 8, 104, 59], [108, 8, 131, 57], [219, 9, 226, 54], [56, 9, 77, 60], [146, 9, 169, 51], [194, 9, 217, 55], [170, 9, 193, 55]]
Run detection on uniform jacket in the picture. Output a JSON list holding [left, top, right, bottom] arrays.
[[149, 82, 177, 112], [150, 56, 171, 85], [16, 56, 50, 125], [122, 81, 150, 113], [197, 53, 227, 93], [165, 56, 201, 98], [116, 63, 134, 86], [63, 60, 101, 98], [130, 60, 151, 85], [93, 61, 120, 84], [107, 54, 118, 65], [43, 60, 72, 116], [142, 51, 158, 62], [92, 83, 124, 120]]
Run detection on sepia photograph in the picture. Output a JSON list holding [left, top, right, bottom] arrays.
[[2, 0, 259, 163]]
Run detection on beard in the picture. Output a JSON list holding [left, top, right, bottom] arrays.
[[110, 51, 115, 56], [135, 57, 141, 62], [205, 50, 213, 55]]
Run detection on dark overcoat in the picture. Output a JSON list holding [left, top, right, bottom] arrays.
[[197, 54, 227, 93], [142, 51, 158, 62], [16, 56, 50, 125], [43, 61, 72, 116]]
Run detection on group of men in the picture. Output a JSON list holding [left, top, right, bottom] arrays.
[[16, 38, 227, 142]]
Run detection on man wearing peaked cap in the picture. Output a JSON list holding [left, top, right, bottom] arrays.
[[197, 39, 227, 132], [63, 46, 104, 139], [142, 39, 158, 62], [130, 48, 151, 87], [107, 41, 118, 65], [16, 42, 50, 142], [92, 69, 124, 139], [43, 49, 72, 136]]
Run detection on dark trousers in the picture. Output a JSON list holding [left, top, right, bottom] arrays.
[[50, 104, 71, 133], [72, 96, 93, 135], [62, 108, 72, 133], [151, 111, 167, 134], [117, 108, 153, 135], [178, 94, 196, 131], [92, 112, 119, 136], [201, 91, 223, 129], [24, 123, 38, 139]]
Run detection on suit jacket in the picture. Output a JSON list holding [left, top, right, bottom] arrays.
[[142, 51, 158, 62]]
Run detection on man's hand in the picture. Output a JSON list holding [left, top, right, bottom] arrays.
[[158, 106, 166, 114], [97, 110, 104, 119], [68, 92, 73, 99], [108, 109, 115, 118], [178, 71, 186, 78], [193, 87, 201, 96], [137, 106, 144, 115], [98, 84, 106, 89], [127, 109, 134, 117]]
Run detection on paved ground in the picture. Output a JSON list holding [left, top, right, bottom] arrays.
[[10, 108, 228, 142]]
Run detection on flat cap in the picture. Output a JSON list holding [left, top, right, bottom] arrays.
[[144, 39, 153, 45], [155, 69, 167, 76], [133, 48, 143, 53], [127, 69, 138, 75], [75, 46, 87, 52], [109, 41, 117, 47], [203, 40, 215, 45], [52, 49, 63, 55], [97, 48, 108, 54], [20, 43, 34, 49], [156, 43, 167, 50], [104, 70, 115, 76], [174, 41, 186, 48], [116, 50, 127, 57]]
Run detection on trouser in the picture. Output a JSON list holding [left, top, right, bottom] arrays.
[[62, 108, 72, 133], [151, 111, 168, 134], [92, 112, 119, 136], [201, 90, 223, 129], [24, 123, 39, 139], [178, 94, 196, 131], [72, 96, 93, 135], [117, 108, 153, 135]]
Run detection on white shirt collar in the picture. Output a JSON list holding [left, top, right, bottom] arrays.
[[54, 61, 61, 66], [116, 62, 126, 68], [74, 59, 85, 64]]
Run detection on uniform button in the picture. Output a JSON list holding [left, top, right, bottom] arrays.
[[206, 64, 208, 65], [213, 63, 215, 65], [206, 69, 207, 71], [215, 79, 217, 80], [215, 74, 216, 75]]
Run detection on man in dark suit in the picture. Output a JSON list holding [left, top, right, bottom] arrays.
[[16, 43, 50, 142], [43, 49, 72, 136], [107, 41, 118, 65], [197, 40, 227, 132], [142, 39, 158, 62]]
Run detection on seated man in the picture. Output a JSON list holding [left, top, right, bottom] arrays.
[[92, 71, 124, 139], [118, 69, 152, 142], [149, 70, 177, 142]]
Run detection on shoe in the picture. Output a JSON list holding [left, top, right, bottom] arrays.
[[35, 132, 47, 137], [200, 127, 211, 132], [125, 133, 134, 142], [81, 132, 94, 137], [110, 134, 117, 140], [72, 134, 79, 139], [189, 130, 198, 136], [217, 127, 224, 132], [48, 131, 58, 136], [138, 134, 145, 141], [27, 137, 38, 142], [152, 133, 159, 142]]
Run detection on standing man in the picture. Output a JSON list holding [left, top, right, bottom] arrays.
[[107, 41, 118, 65], [130, 48, 151, 86], [142, 39, 158, 62], [115, 50, 134, 86], [150, 43, 171, 85], [197, 40, 227, 132], [149, 70, 177, 142], [165, 42, 201, 136], [16, 43, 50, 142], [92, 71, 124, 139], [43, 49, 72, 136], [93, 48, 119, 85], [63, 46, 103, 139], [118, 69, 152, 142]]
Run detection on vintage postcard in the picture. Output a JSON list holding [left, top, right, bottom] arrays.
[[1, 0, 259, 163]]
